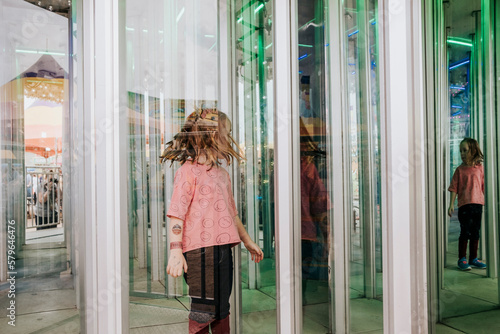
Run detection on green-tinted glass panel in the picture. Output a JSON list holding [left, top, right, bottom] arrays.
[[435, 1, 500, 332], [234, 0, 277, 332]]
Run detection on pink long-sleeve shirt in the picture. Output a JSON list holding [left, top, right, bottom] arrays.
[[167, 161, 241, 253], [300, 158, 331, 241], [448, 164, 485, 208]]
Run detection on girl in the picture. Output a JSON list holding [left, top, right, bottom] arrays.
[[448, 138, 486, 271], [161, 109, 264, 334]]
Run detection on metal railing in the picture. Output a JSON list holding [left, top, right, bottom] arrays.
[[26, 167, 63, 230]]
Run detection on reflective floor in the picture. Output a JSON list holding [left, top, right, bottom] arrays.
[[436, 213, 499, 333], [0, 233, 382, 334], [4, 236, 499, 333], [0, 228, 78, 334]]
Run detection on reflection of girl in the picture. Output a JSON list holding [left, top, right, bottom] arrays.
[[161, 110, 263, 334], [35, 171, 59, 229], [300, 118, 330, 300], [448, 138, 486, 270]]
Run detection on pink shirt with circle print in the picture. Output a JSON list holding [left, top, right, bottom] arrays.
[[167, 161, 241, 253], [448, 163, 485, 208]]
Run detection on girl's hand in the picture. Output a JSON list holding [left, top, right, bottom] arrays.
[[244, 240, 264, 263], [448, 205, 454, 217], [167, 250, 188, 278]]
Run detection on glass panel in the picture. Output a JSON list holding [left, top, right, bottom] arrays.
[[233, 0, 277, 332], [125, 1, 274, 332], [296, 0, 332, 332], [435, 1, 500, 332], [125, 1, 221, 329], [343, 0, 383, 332], [0, 0, 78, 332]]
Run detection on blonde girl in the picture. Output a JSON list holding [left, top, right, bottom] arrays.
[[448, 138, 486, 271], [161, 109, 263, 334]]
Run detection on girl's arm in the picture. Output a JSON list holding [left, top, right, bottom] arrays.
[[166, 217, 188, 277], [234, 216, 264, 263], [448, 192, 457, 217]]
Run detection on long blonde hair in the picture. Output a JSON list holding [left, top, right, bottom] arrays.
[[461, 137, 483, 166], [160, 109, 244, 167]]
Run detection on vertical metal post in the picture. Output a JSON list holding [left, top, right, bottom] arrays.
[[327, 0, 349, 332], [423, 0, 439, 330], [149, 95, 164, 282], [274, 0, 298, 331], [164, 0, 182, 297], [357, 0, 377, 299], [137, 101, 147, 271], [72, 0, 85, 319], [444, 25, 450, 267], [258, 4, 272, 271], [435, 0, 446, 297], [241, 2, 258, 289], [474, 11, 483, 143], [379, 0, 428, 331], [494, 0, 500, 297], [65, 5, 74, 278], [77, 0, 129, 332], [481, 0, 498, 279], [470, 32, 477, 139], [473, 9, 489, 269], [225, 2, 244, 331]]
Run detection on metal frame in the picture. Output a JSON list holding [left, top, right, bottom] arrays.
[[379, 0, 428, 332], [481, 0, 499, 279], [274, 0, 298, 332], [76, 0, 129, 332], [356, 0, 378, 300], [290, 0, 303, 330], [327, 0, 350, 332], [225, 2, 244, 333], [495, 0, 500, 298], [422, 0, 439, 331], [473, 9, 488, 268]]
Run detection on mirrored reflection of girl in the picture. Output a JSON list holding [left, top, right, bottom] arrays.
[[161, 110, 263, 334], [448, 138, 486, 271], [299, 118, 331, 303]]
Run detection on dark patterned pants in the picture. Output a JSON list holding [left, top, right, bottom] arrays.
[[184, 245, 233, 324], [458, 204, 482, 241]]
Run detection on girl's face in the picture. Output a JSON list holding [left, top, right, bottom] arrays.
[[219, 117, 232, 142], [215, 118, 231, 158], [460, 142, 470, 164]]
